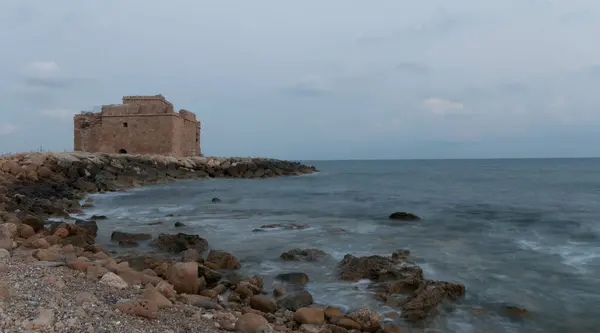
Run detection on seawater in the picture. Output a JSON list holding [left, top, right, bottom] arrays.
[[78, 159, 600, 333]]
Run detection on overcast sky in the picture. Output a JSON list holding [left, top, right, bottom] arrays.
[[1, 0, 599, 160]]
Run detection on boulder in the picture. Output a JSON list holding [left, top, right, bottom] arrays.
[[277, 290, 313, 311], [140, 285, 172, 309], [206, 250, 241, 269], [401, 281, 465, 322], [346, 308, 382, 333], [294, 307, 325, 325], [280, 249, 328, 262], [181, 248, 201, 262], [275, 272, 309, 285], [111, 231, 151, 242], [250, 295, 277, 313], [151, 233, 209, 254], [99, 272, 128, 289], [166, 262, 199, 294], [234, 313, 271, 333]]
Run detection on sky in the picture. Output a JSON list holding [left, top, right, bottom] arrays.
[[1, 0, 600, 160]]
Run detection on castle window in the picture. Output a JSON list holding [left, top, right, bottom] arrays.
[[123, 122, 128, 128]]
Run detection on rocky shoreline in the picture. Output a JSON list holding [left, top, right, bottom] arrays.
[[0, 152, 466, 333]]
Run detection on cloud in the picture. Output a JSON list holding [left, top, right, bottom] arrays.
[[423, 97, 466, 116], [39, 108, 77, 120], [22, 61, 69, 87], [0, 123, 17, 136]]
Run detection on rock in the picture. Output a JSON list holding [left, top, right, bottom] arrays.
[[273, 286, 285, 298], [330, 317, 361, 331], [17, 224, 35, 239], [35, 248, 60, 261], [275, 272, 309, 285], [253, 223, 309, 232], [166, 261, 199, 294], [325, 307, 343, 320], [75, 220, 98, 237], [280, 249, 328, 261], [86, 264, 109, 280], [90, 215, 107, 220], [250, 295, 278, 313], [151, 233, 209, 254], [22, 215, 44, 232], [503, 305, 530, 318], [346, 308, 382, 333], [277, 290, 314, 311], [0, 235, 13, 250], [211, 197, 221, 203], [99, 272, 128, 289], [181, 248, 201, 262], [30, 308, 54, 328], [206, 250, 241, 269], [115, 299, 159, 319], [111, 231, 151, 242], [235, 313, 270, 333], [174, 221, 186, 227], [140, 285, 173, 308], [198, 264, 223, 283], [0, 249, 10, 262], [388, 212, 420, 221], [156, 281, 176, 298], [54, 227, 69, 238], [401, 281, 465, 322], [382, 323, 404, 333], [294, 307, 325, 325]]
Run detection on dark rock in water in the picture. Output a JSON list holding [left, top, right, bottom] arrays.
[[502, 305, 531, 318], [253, 223, 309, 232], [401, 281, 465, 322], [118, 239, 139, 247], [280, 248, 328, 262], [388, 212, 420, 221], [148, 221, 163, 225], [338, 254, 408, 282], [277, 290, 314, 311], [275, 272, 309, 285], [90, 215, 107, 220], [206, 250, 241, 269], [110, 231, 152, 242], [211, 197, 221, 203], [174, 221, 186, 228], [75, 220, 98, 237], [151, 233, 209, 254]]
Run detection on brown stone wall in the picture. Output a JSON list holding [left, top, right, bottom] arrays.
[[74, 95, 201, 157], [98, 115, 177, 156], [74, 113, 103, 152]]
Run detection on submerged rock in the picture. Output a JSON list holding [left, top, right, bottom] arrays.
[[388, 212, 421, 221], [280, 248, 328, 262]]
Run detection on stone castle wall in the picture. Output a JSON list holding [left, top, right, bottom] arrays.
[[73, 95, 201, 157]]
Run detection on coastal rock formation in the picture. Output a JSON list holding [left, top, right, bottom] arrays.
[[0, 152, 317, 217]]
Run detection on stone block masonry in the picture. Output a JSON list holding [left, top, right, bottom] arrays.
[[74, 94, 202, 157]]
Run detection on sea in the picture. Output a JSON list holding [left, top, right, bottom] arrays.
[[77, 158, 600, 333]]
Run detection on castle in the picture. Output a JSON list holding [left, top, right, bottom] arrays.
[[74, 95, 202, 157]]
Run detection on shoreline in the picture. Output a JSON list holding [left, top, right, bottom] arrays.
[[1, 152, 465, 333]]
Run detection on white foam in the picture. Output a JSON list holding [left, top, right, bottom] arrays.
[[518, 238, 600, 274]]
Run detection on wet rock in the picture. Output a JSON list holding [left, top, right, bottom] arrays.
[[382, 323, 404, 333], [346, 308, 382, 333], [21, 215, 44, 232], [211, 197, 221, 203], [75, 220, 98, 237], [118, 239, 139, 247], [250, 295, 278, 313], [401, 281, 465, 322], [151, 232, 209, 254], [280, 248, 328, 262], [503, 305, 531, 318], [330, 317, 361, 331], [166, 261, 199, 294], [90, 215, 107, 220], [273, 286, 285, 298], [253, 223, 309, 232], [338, 254, 419, 282], [111, 231, 151, 242], [325, 307, 343, 320], [388, 212, 420, 221], [206, 250, 241, 269], [174, 221, 186, 227], [294, 307, 325, 325], [277, 290, 314, 311], [275, 272, 310, 285]]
